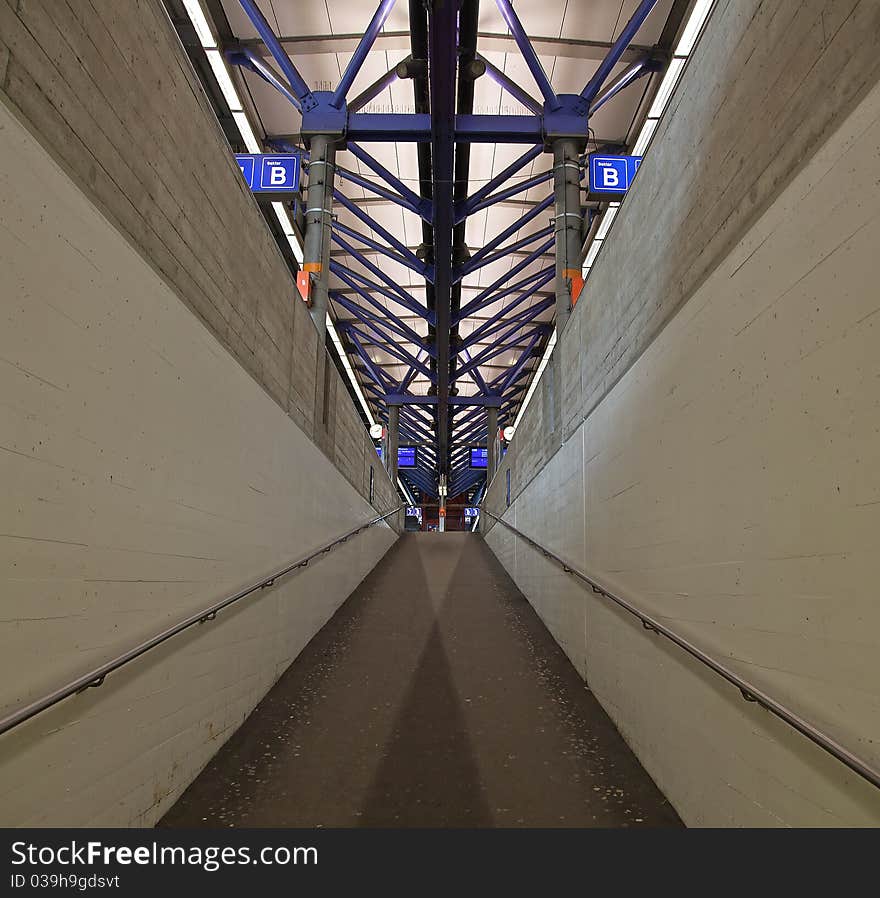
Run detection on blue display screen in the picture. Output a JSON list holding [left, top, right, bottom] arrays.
[[375, 445, 417, 468], [463, 507, 479, 518], [398, 446, 417, 468], [470, 447, 488, 468]]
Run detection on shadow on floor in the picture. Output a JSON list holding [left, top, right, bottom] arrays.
[[159, 533, 681, 828]]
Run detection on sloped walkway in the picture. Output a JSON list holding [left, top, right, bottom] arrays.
[[160, 532, 680, 827]]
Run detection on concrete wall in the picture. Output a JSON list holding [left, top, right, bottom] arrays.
[[0, 1, 400, 825], [1, 0, 317, 438], [485, 0, 880, 825]]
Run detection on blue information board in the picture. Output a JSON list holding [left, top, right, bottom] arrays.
[[398, 446, 417, 468], [470, 447, 488, 469], [377, 445, 417, 468], [463, 507, 479, 518], [235, 154, 300, 193], [588, 154, 642, 195]]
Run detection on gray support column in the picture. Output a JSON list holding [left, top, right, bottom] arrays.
[[486, 405, 498, 482], [303, 135, 337, 341], [386, 404, 400, 485], [552, 138, 583, 335]]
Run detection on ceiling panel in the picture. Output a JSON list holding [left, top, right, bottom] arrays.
[[197, 0, 685, 485]]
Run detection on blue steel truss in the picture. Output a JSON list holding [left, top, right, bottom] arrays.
[[232, 0, 666, 500]]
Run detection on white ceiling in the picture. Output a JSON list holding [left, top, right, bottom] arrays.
[[212, 0, 680, 439]]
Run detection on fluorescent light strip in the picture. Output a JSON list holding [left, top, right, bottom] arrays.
[[632, 117, 658, 156], [648, 56, 685, 118], [676, 0, 714, 56], [397, 477, 415, 505], [181, 0, 266, 155], [595, 206, 618, 241], [286, 234, 304, 265], [206, 49, 243, 111], [326, 314, 376, 427], [181, 0, 215, 48], [271, 202, 305, 263], [513, 328, 557, 430], [232, 110, 261, 153], [514, 3, 716, 453]]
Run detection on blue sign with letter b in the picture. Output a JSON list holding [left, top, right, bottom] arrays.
[[588, 154, 643, 196], [235, 153, 300, 194]]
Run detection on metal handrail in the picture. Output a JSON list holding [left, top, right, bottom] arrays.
[[481, 509, 880, 791], [0, 506, 402, 738]]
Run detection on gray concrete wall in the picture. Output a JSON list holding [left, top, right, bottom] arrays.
[[0, 0, 400, 825], [1, 0, 316, 440], [487, 0, 880, 499], [485, 0, 880, 825]]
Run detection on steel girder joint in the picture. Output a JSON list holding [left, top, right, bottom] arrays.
[[543, 94, 590, 150], [300, 92, 348, 147]]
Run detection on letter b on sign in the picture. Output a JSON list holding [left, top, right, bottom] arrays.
[[259, 156, 298, 191]]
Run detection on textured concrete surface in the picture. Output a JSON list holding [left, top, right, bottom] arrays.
[[489, 0, 880, 503], [0, 94, 398, 827], [0, 0, 393, 508], [160, 534, 681, 828], [485, 74, 880, 825]]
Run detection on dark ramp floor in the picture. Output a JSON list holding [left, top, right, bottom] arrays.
[[159, 532, 681, 828]]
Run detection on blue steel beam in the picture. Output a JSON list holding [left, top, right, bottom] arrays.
[[330, 254, 430, 321], [580, 0, 661, 107], [341, 113, 545, 143], [455, 114, 544, 144], [225, 48, 301, 111], [331, 261, 428, 322], [335, 164, 425, 218], [399, 413, 435, 443], [460, 346, 490, 395], [334, 191, 432, 279], [492, 0, 560, 110], [400, 420, 434, 448], [455, 145, 542, 223], [349, 59, 405, 112], [330, 291, 425, 346], [458, 226, 553, 280], [460, 294, 554, 352], [464, 172, 553, 218], [428, 0, 457, 475], [403, 471, 437, 496], [333, 219, 426, 277], [345, 329, 397, 391], [455, 265, 554, 323], [331, 0, 398, 109], [347, 144, 431, 221], [340, 308, 429, 360], [457, 196, 553, 278], [383, 395, 505, 408], [476, 52, 542, 115], [237, 0, 317, 111], [341, 323, 436, 381], [497, 331, 542, 393], [454, 324, 548, 382], [347, 113, 431, 141], [450, 468, 485, 496], [457, 238, 555, 318], [590, 56, 664, 113], [331, 266, 430, 329], [398, 363, 420, 392]]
